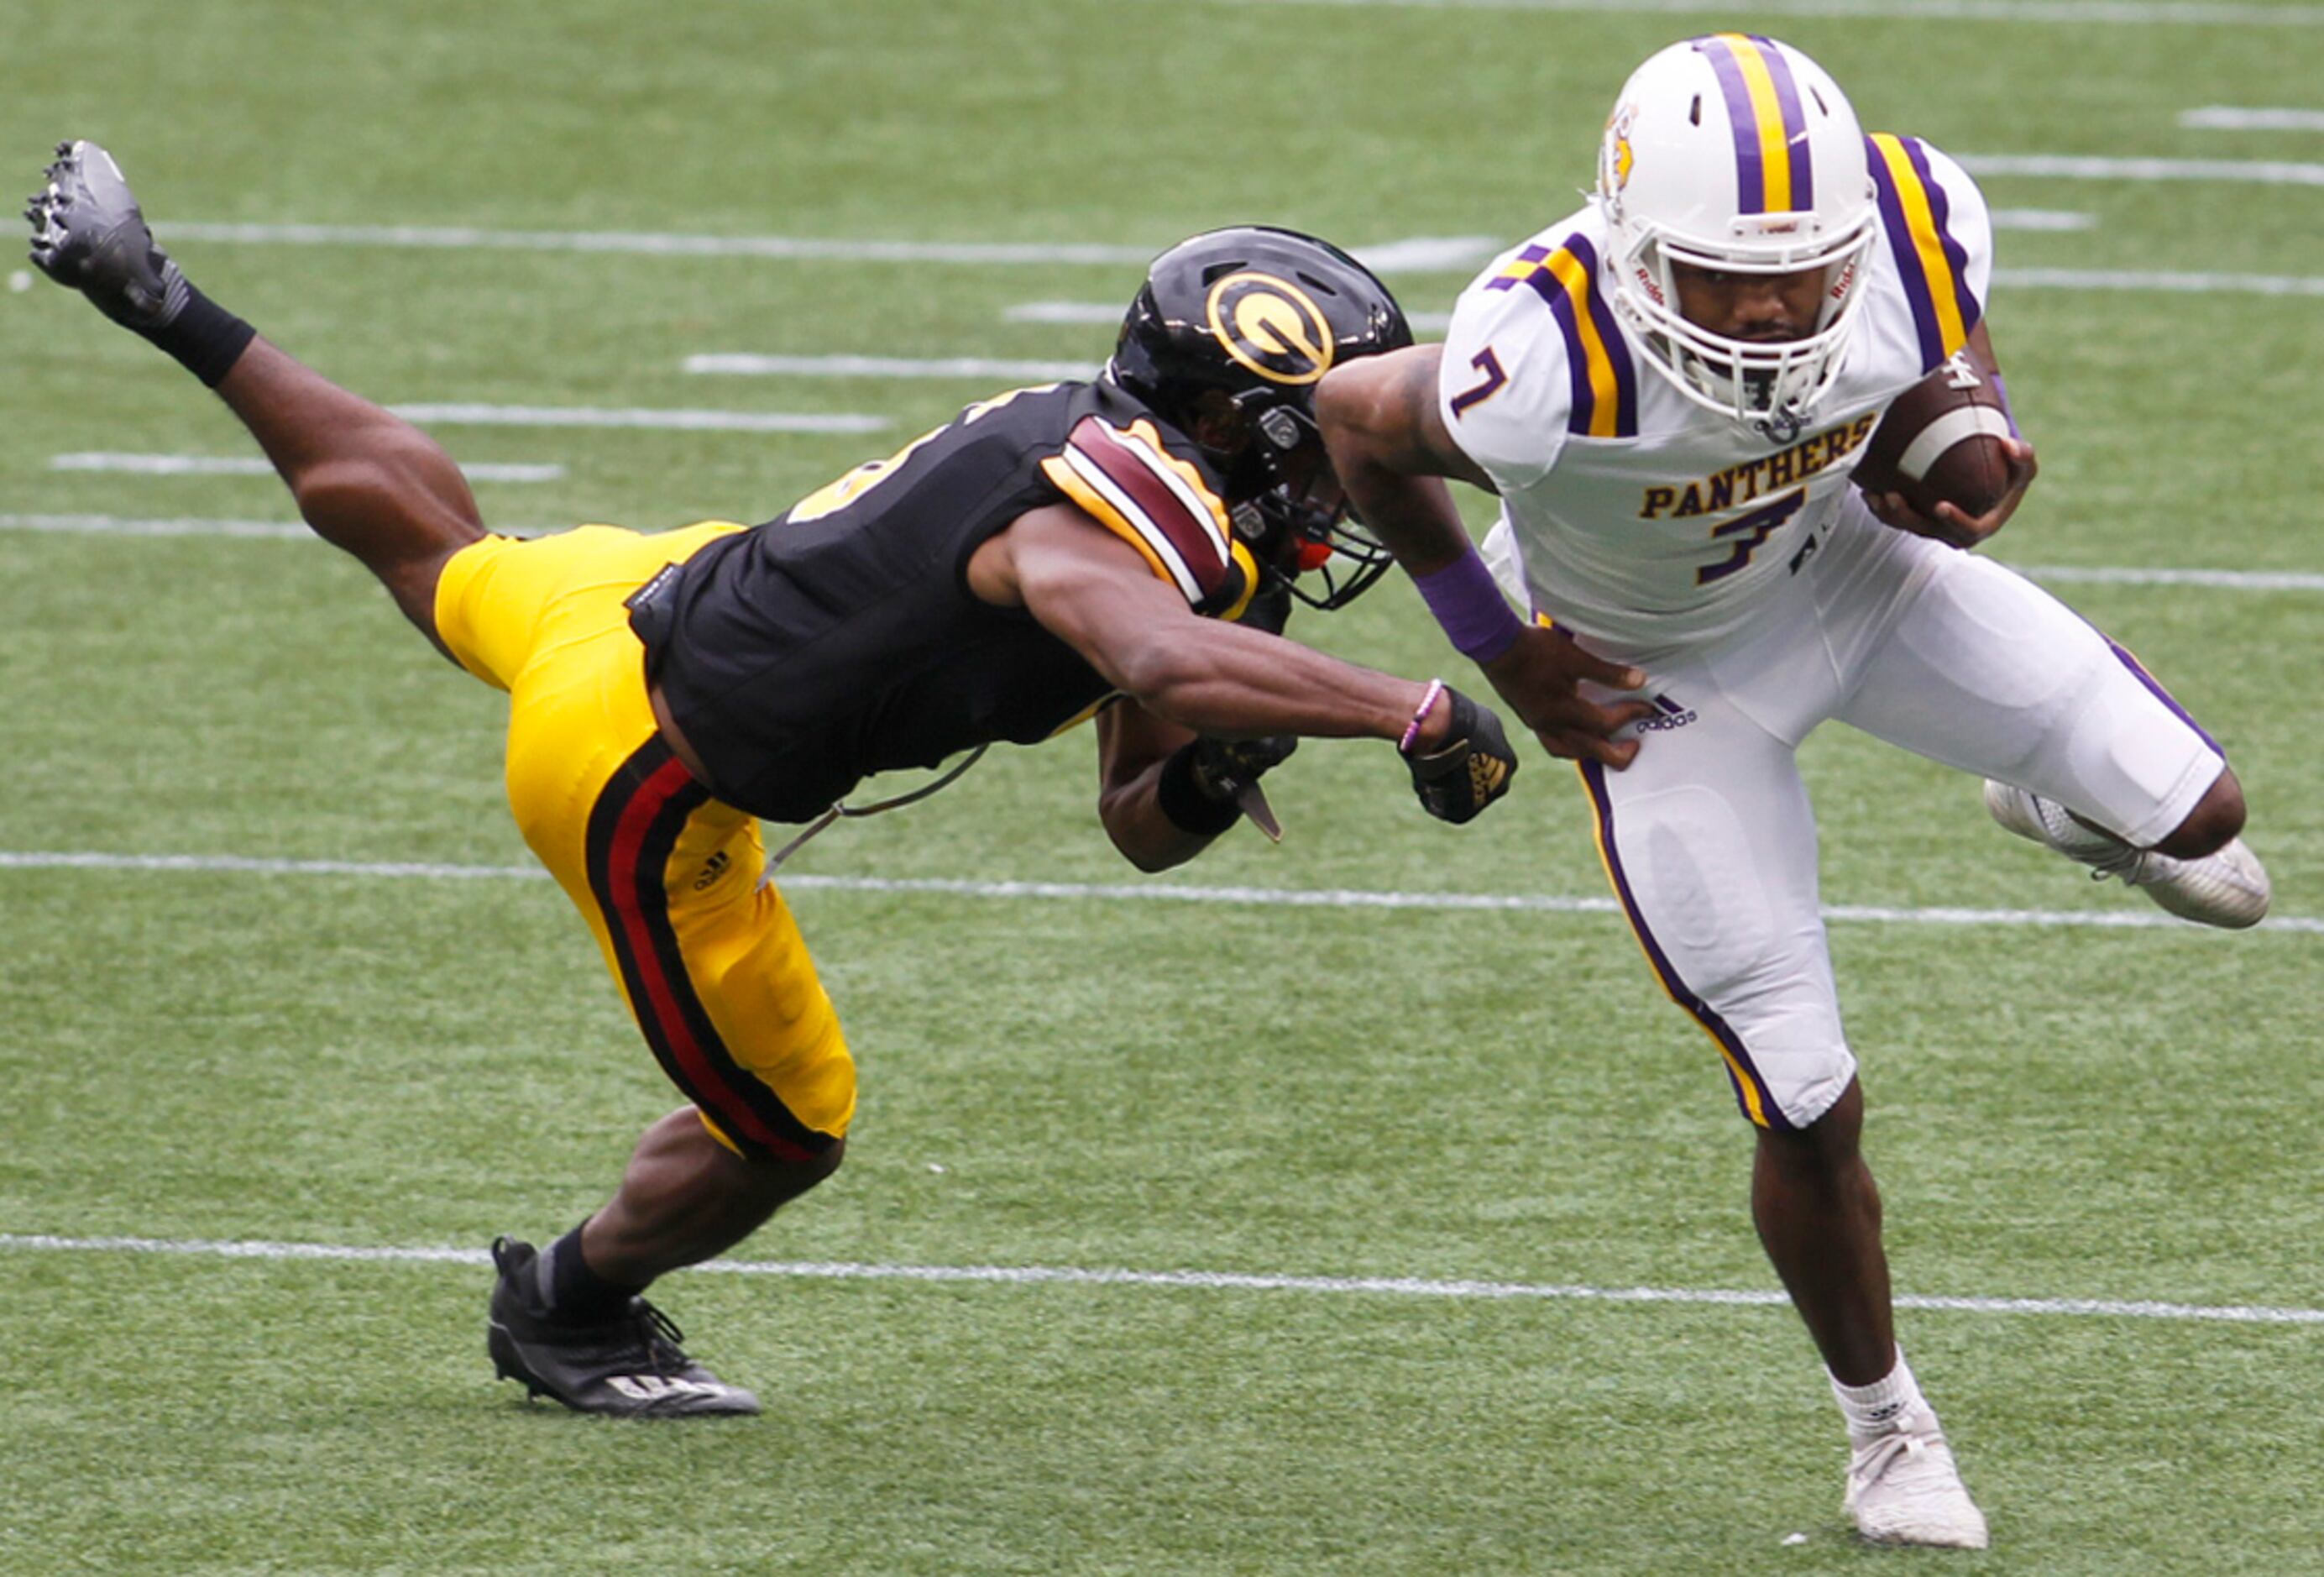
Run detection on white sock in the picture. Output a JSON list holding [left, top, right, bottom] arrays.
[[1830, 1350, 1926, 1439]]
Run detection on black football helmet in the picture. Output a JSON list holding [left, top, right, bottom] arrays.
[[1108, 226, 1413, 611]]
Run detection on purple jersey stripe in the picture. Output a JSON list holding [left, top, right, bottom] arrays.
[[1696, 38, 1767, 213], [1897, 135, 1982, 343], [1868, 136, 1948, 371], [1747, 34, 1814, 209], [1579, 760, 1795, 1133], [2107, 639, 2224, 758], [1565, 235, 1639, 437], [1522, 269, 1599, 436]]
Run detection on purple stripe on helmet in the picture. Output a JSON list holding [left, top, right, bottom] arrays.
[[1747, 34, 1814, 210], [1897, 135, 1982, 344], [1578, 760, 1795, 1133], [1562, 235, 1639, 438], [1694, 37, 1766, 213], [1485, 243, 1554, 294], [2107, 639, 2223, 757], [1867, 135, 1946, 371]]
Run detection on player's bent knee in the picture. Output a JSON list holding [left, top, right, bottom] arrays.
[[2156, 768, 2245, 859], [737, 1134, 845, 1210], [1757, 1077, 1865, 1165]]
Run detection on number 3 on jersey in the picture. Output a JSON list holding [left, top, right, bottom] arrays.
[[1697, 490, 1806, 585]]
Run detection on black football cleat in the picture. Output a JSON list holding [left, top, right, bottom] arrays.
[[24, 139, 190, 330], [486, 1236, 762, 1418]]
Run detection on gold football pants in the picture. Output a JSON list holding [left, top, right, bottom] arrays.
[[433, 523, 856, 1160]]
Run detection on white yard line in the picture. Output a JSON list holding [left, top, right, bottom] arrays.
[[1986, 208, 2101, 231], [0, 512, 563, 539], [685, 353, 1097, 380], [2012, 563, 2324, 589], [1995, 266, 2324, 296], [1004, 301, 1124, 325], [1962, 152, 2324, 185], [0, 850, 2316, 935], [152, 224, 1501, 273], [0, 512, 315, 538], [1, 1231, 2314, 1325], [1003, 300, 1456, 333], [2180, 107, 2324, 131], [52, 453, 563, 483], [382, 402, 889, 433], [1015, 264, 2324, 329], [157, 223, 1160, 265], [1221, 0, 2324, 24], [8, 515, 2319, 594], [1351, 235, 1502, 271]]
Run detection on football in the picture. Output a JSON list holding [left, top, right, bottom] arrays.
[[1851, 350, 2017, 521]]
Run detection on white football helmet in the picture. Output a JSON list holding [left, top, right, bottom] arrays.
[[1595, 35, 1877, 438]]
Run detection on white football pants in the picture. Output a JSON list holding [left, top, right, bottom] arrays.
[[1568, 497, 2224, 1130]]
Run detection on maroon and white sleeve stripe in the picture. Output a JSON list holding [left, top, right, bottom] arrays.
[[1047, 416, 1235, 604]]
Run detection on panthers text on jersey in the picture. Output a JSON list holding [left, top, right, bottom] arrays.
[[1439, 134, 1990, 659], [638, 378, 1260, 823]]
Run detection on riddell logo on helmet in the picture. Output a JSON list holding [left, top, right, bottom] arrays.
[[1204, 272, 1337, 386]]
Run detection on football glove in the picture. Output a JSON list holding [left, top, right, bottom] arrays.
[[1187, 734, 1297, 800], [1403, 688, 1518, 825], [25, 140, 189, 331]]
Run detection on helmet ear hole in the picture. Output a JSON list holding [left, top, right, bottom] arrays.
[[1257, 407, 1303, 451]]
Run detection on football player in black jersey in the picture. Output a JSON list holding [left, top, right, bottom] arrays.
[[29, 142, 1520, 1417]]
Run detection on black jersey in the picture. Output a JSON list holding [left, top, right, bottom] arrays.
[[635, 379, 1259, 824]]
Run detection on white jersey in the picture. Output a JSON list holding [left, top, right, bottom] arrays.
[[1439, 134, 1994, 658]]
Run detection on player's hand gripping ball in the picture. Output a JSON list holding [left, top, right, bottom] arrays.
[[1853, 350, 2018, 530]]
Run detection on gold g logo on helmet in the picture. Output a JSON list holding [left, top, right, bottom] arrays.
[[1203, 272, 1337, 387]]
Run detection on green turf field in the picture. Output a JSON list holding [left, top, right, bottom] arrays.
[[5, 1, 2321, 1571]]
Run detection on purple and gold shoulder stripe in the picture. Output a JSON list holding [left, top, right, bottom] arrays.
[[1866, 133, 1982, 372], [1692, 33, 1816, 216], [1040, 416, 1238, 605], [1486, 237, 1638, 439]]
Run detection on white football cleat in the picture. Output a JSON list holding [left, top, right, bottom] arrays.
[[1843, 1403, 1990, 1550], [1984, 780, 2270, 930]]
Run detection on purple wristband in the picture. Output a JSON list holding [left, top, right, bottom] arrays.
[[1412, 547, 1525, 664]]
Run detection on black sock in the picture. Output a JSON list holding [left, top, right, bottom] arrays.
[[541, 1223, 642, 1324], [141, 282, 256, 388]]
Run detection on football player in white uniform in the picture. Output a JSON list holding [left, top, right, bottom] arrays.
[[1316, 34, 2269, 1550]]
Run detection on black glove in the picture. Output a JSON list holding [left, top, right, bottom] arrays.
[[1402, 688, 1518, 825], [26, 141, 254, 385], [1188, 734, 1297, 799], [1155, 734, 1297, 837]]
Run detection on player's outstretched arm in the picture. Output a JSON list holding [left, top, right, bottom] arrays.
[[1316, 347, 1656, 768], [26, 141, 484, 653], [977, 504, 1518, 831]]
